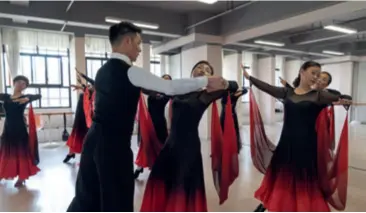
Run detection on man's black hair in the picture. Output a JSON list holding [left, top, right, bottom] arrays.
[[109, 21, 142, 46]]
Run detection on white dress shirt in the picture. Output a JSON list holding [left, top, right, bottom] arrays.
[[110, 52, 208, 96]]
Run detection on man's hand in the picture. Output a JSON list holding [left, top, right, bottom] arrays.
[[206, 76, 227, 92]]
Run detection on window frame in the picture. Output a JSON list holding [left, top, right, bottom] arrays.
[[1, 45, 72, 109], [241, 65, 251, 103], [85, 53, 109, 80]]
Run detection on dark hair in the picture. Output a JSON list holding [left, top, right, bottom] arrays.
[[191, 60, 214, 76], [109, 21, 142, 46], [321, 71, 332, 86], [292, 61, 321, 87], [161, 74, 172, 80], [13, 75, 29, 87]]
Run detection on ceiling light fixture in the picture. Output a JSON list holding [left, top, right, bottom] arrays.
[[254, 40, 285, 47], [105, 17, 159, 30], [197, 0, 218, 4], [324, 25, 357, 34], [322, 50, 345, 56]]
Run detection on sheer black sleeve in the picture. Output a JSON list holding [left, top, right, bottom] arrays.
[[141, 88, 172, 99], [0, 93, 9, 101], [200, 81, 239, 105], [79, 73, 95, 85], [26, 94, 42, 102], [249, 76, 287, 99], [285, 82, 293, 89], [317, 90, 352, 106], [326, 88, 341, 96]]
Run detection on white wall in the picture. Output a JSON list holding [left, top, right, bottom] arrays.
[[284, 59, 303, 85], [168, 53, 181, 79], [354, 62, 366, 123], [321, 61, 354, 142]]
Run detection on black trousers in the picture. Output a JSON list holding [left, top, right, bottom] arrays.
[[67, 124, 134, 212]]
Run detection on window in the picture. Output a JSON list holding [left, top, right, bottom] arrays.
[[150, 46, 162, 77], [2, 45, 71, 108], [150, 60, 161, 77], [275, 68, 281, 87], [241, 65, 251, 103], [85, 52, 109, 80]]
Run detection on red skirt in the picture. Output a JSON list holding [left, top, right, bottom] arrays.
[[255, 167, 330, 212], [141, 179, 207, 212], [66, 94, 88, 154], [0, 143, 40, 180], [140, 145, 207, 212]]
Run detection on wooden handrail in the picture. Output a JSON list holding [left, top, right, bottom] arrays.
[[0, 112, 74, 116]]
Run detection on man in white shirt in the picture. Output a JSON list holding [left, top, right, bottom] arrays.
[[67, 21, 229, 212]]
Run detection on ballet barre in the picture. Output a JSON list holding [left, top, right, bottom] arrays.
[[31, 111, 74, 142]]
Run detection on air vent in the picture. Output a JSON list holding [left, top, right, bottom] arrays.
[[9, 0, 29, 7]]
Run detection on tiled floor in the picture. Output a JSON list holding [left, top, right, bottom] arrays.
[[1, 123, 366, 212]]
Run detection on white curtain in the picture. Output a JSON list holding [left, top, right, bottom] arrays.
[[17, 30, 69, 51], [2, 28, 20, 83], [85, 36, 111, 54], [1, 28, 70, 86]]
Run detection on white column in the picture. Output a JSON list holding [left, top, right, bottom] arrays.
[[257, 55, 276, 125], [70, 36, 86, 112], [284, 59, 303, 84], [135, 43, 151, 72], [0, 31, 4, 93], [168, 53, 182, 79], [222, 51, 244, 124]]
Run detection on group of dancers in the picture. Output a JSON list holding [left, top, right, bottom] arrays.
[[0, 21, 353, 212]]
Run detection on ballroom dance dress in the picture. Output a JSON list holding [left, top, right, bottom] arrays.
[[140, 81, 238, 212], [0, 94, 41, 180], [134, 90, 171, 178], [249, 76, 350, 212], [65, 93, 89, 156], [284, 82, 341, 151], [67, 52, 209, 212], [64, 74, 95, 163], [220, 88, 247, 153]]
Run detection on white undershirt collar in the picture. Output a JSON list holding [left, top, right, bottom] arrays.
[[110, 52, 132, 66]]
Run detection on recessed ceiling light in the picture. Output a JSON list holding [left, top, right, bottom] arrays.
[[254, 40, 285, 47], [105, 17, 159, 30], [197, 0, 218, 4], [322, 50, 345, 56], [324, 25, 357, 34]]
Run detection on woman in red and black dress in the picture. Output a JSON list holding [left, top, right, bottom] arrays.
[[246, 61, 351, 212], [140, 61, 239, 211], [0, 75, 41, 187], [134, 74, 172, 179], [63, 72, 95, 163], [280, 71, 341, 151]]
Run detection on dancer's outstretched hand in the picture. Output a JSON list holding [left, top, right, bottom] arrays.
[[206, 76, 227, 92], [241, 64, 250, 79], [279, 77, 287, 87], [333, 98, 352, 106]]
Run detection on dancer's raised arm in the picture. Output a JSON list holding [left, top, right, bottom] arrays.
[[242, 65, 287, 99]]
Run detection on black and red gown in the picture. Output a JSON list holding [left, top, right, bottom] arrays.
[[65, 76, 95, 157], [65, 92, 89, 155], [220, 88, 248, 153], [0, 94, 41, 180], [249, 76, 350, 211], [135, 90, 170, 171], [140, 81, 238, 212]]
